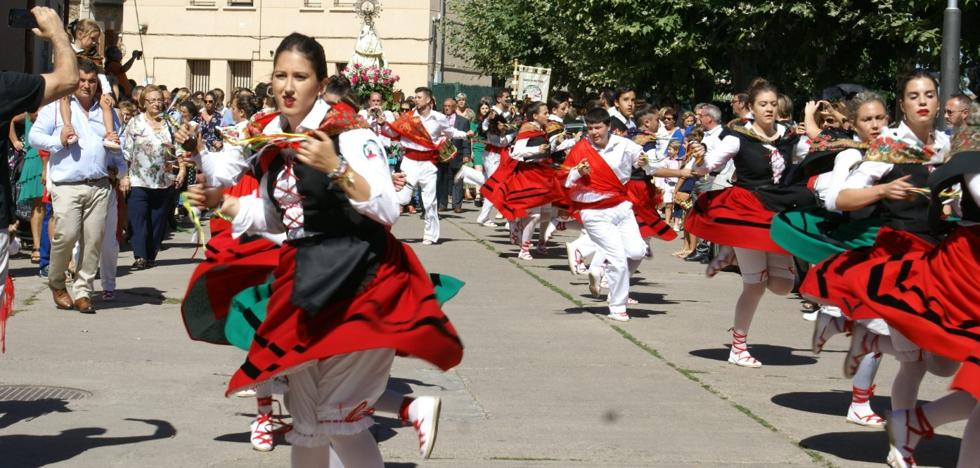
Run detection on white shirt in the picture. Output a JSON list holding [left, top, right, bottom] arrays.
[[29, 96, 127, 183], [701, 125, 724, 153], [386, 109, 467, 152], [608, 107, 636, 130], [198, 99, 399, 239], [699, 124, 734, 186], [482, 104, 514, 132], [564, 134, 650, 203], [484, 133, 514, 152], [956, 173, 980, 226], [696, 122, 810, 175], [511, 122, 573, 161], [840, 122, 951, 191], [511, 129, 543, 161], [815, 148, 864, 211], [358, 108, 395, 146]]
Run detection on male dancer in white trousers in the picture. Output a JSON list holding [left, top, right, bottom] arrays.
[[384, 87, 471, 244], [563, 108, 653, 322]]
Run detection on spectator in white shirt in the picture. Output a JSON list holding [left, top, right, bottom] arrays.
[[30, 59, 125, 314]]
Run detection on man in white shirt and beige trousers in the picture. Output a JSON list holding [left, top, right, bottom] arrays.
[[30, 59, 126, 313]]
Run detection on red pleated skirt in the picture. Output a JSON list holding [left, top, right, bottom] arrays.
[[844, 226, 980, 387], [953, 348, 980, 400], [209, 174, 260, 236], [181, 230, 280, 344], [799, 226, 935, 319], [683, 186, 786, 253], [226, 233, 464, 396], [494, 162, 563, 220], [625, 179, 676, 241]]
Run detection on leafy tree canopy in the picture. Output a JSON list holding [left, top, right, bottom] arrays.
[[447, 0, 980, 103]]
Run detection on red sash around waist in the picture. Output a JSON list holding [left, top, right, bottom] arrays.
[[404, 149, 438, 162]]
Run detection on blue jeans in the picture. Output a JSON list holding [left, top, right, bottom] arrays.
[[39, 202, 52, 270], [127, 186, 174, 261]]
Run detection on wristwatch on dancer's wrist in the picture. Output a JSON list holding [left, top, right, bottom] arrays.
[[326, 156, 355, 187]]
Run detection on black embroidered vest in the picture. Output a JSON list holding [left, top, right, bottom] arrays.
[[723, 128, 816, 212], [873, 163, 934, 239], [252, 142, 388, 319]]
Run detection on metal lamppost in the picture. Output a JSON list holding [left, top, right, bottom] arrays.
[[939, 0, 961, 131]]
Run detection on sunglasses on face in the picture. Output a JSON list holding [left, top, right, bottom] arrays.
[[204, 100, 214, 104]]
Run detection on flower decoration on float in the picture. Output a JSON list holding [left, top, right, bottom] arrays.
[[341, 64, 401, 109]]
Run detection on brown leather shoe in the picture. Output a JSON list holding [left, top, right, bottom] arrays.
[[51, 288, 73, 310], [74, 297, 95, 314], [453, 207, 463, 213]]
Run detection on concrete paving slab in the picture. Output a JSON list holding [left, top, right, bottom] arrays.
[[0, 206, 963, 467]]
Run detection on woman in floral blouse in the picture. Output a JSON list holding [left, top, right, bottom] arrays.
[[199, 90, 223, 151], [122, 85, 186, 270]]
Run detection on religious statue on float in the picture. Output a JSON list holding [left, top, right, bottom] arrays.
[[348, 0, 384, 69], [343, 0, 400, 108]]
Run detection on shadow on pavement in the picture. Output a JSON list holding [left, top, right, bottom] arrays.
[[388, 377, 442, 392], [401, 238, 458, 245], [214, 428, 290, 447], [689, 344, 818, 366], [772, 391, 933, 417], [771, 390, 892, 416], [799, 430, 959, 466], [0, 399, 71, 430], [95, 287, 168, 309], [8, 266, 40, 279], [0, 418, 175, 466], [627, 291, 680, 306], [146, 257, 203, 268], [563, 306, 666, 319]]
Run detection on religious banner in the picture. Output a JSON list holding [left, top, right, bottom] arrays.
[[512, 63, 552, 102]]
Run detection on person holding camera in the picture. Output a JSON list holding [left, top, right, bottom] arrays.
[[0, 6, 79, 325], [0, 7, 88, 314]]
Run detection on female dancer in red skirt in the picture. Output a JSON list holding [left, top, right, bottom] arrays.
[[487, 102, 565, 259], [685, 80, 811, 367], [796, 92, 890, 428], [840, 109, 980, 467], [799, 71, 957, 416], [183, 33, 463, 467]]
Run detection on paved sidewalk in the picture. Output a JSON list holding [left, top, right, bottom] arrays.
[[0, 208, 963, 467]]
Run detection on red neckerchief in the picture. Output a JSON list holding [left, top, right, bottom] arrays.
[[558, 138, 630, 215], [387, 111, 438, 150]]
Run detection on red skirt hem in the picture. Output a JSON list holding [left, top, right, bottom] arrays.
[[484, 160, 562, 220], [683, 186, 786, 254], [843, 226, 980, 362], [180, 231, 280, 344], [952, 354, 980, 400], [799, 227, 934, 318], [226, 234, 464, 395], [625, 179, 676, 241]]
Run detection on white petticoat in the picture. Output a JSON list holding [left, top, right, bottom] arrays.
[[283, 348, 395, 447]]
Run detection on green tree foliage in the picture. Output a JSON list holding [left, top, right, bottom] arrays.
[[447, 0, 980, 102]]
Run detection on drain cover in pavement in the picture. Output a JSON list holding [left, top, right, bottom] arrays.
[[0, 385, 92, 401]]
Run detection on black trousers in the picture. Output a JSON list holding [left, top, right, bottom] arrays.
[[436, 163, 464, 210]]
